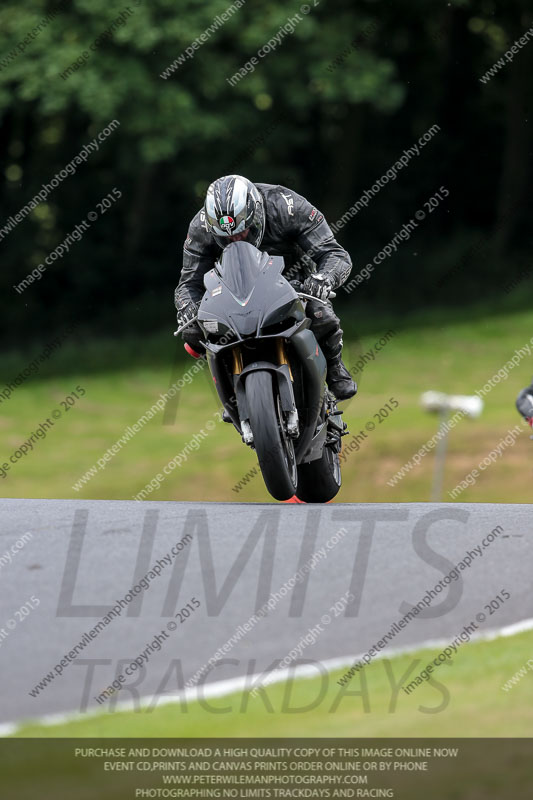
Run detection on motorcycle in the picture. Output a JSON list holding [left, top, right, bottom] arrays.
[[175, 241, 348, 502]]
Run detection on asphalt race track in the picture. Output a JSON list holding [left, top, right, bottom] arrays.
[[0, 499, 531, 725]]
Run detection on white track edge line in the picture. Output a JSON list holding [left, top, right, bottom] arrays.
[[2, 616, 532, 737]]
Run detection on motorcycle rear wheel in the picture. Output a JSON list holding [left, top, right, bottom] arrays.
[[296, 444, 342, 503]]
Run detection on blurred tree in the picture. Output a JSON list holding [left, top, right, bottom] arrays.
[[0, 0, 531, 345]]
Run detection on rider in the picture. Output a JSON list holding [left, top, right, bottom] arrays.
[[174, 175, 357, 401], [516, 380, 533, 425]]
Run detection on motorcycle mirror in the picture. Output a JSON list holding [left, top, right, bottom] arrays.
[[174, 318, 199, 336]]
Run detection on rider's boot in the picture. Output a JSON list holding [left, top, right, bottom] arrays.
[[322, 329, 357, 401], [326, 354, 357, 401]]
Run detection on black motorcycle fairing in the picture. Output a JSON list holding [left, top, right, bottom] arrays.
[[198, 241, 301, 340], [289, 327, 327, 462], [300, 420, 328, 464], [217, 241, 266, 304], [203, 315, 311, 356], [206, 350, 241, 431]]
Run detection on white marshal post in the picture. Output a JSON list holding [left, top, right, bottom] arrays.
[[420, 391, 484, 502]]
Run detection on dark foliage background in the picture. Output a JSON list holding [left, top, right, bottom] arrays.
[[1, 0, 531, 347]]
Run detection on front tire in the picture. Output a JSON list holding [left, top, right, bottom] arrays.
[[245, 370, 298, 501], [296, 444, 342, 503]]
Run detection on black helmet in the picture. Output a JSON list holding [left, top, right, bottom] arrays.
[[204, 175, 265, 249]]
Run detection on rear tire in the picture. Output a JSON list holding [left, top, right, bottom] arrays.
[[296, 444, 342, 503], [245, 370, 298, 501]]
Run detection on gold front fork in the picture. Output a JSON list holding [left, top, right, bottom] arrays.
[[232, 345, 243, 375], [233, 340, 292, 378], [276, 338, 293, 380]]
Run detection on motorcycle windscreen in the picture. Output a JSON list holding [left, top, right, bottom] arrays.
[[218, 241, 265, 306]]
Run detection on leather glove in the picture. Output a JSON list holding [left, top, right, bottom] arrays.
[[176, 300, 199, 331], [303, 273, 334, 302]]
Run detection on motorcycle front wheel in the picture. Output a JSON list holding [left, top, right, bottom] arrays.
[[245, 370, 298, 501]]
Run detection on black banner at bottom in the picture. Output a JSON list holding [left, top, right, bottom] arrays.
[[1, 738, 531, 799]]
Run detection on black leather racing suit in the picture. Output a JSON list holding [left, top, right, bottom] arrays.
[[174, 183, 352, 361]]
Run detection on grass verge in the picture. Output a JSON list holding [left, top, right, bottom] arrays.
[[12, 629, 533, 737], [1, 307, 533, 502]]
